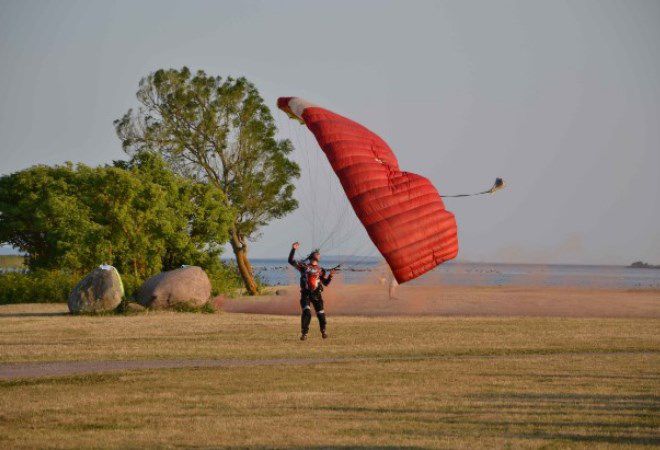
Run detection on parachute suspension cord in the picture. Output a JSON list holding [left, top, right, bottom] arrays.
[[303, 127, 317, 245], [298, 118, 361, 263], [283, 109, 414, 277], [289, 111, 356, 260], [440, 178, 505, 198], [340, 238, 379, 271], [293, 121, 318, 246]]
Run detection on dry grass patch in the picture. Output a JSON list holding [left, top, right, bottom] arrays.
[[0, 303, 658, 448], [1, 354, 658, 448], [0, 303, 657, 364]]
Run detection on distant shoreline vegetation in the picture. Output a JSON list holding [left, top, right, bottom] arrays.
[[630, 261, 660, 269], [0, 255, 26, 273], [4, 255, 659, 270]]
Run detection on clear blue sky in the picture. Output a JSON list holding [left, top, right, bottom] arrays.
[[1, 0, 659, 264]]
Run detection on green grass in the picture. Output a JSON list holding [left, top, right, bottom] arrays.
[[0, 303, 658, 448]]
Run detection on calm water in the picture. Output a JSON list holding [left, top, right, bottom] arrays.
[[251, 258, 660, 290]]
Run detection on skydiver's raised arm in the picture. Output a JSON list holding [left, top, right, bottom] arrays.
[[288, 242, 302, 270]]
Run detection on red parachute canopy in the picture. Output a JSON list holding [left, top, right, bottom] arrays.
[[278, 97, 458, 283]]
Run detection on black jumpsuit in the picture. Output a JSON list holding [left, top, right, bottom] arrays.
[[288, 248, 333, 335]]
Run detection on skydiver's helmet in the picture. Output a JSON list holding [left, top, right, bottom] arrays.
[[307, 249, 321, 265]]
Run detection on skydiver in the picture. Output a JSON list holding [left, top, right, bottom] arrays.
[[288, 242, 336, 341]]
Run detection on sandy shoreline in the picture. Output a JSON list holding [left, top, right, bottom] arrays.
[[220, 284, 660, 318]]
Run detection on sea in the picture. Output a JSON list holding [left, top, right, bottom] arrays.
[[251, 257, 660, 290], [2, 256, 658, 290]]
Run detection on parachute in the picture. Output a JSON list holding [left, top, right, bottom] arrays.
[[278, 97, 459, 283]]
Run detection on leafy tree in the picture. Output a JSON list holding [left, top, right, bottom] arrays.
[[0, 153, 234, 278], [0, 163, 100, 271], [114, 67, 299, 294]]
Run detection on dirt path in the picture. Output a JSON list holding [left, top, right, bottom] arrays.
[[220, 285, 660, 318]]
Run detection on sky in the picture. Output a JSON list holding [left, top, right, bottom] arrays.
[[0, 0, 659, 264]]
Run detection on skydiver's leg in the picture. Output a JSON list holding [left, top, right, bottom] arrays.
[[300, 292, 312, 339], [312, 294, 327, 338]]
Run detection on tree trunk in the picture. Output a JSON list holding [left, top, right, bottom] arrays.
[[230, 226, 258, 295]]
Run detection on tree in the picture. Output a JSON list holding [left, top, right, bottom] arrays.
[[0, 163, 100, 271], [114, 67, 299, 294], [0, 153, 234, 278]]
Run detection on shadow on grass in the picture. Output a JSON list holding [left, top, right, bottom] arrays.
[[511, 431, 659, 446], [473, 392, 659, 406], [0, 312, 69, 318], [0, 372, 123, 388], [478, 372, 660, 381], [315, 392, 659, 446], [471, 392, 659, 445], [226, 448, 426, 450]]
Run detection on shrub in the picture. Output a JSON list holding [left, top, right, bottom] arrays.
[[169, 301, 216, 314], [120, 273, 143, 301], [207, 262, 245, 297], [0, 270, 79, 304], [0, 262, 253, 305], [0, 155, 233, 279]]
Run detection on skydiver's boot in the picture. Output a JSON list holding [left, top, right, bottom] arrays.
[[316, 307, 327, 339], [301, 303, 311, 341]]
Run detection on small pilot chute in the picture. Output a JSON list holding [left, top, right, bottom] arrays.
[[440, 177, 506, 198]]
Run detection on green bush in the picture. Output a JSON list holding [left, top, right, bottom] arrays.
[[207, 262, 245, 297], [119, 273, 143, 301], [0, 262, 251, 305], [0, 270, 79, 304], [0, 155, 234, 280], [169, 301, 216, 314]]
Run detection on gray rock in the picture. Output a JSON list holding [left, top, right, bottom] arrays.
[[137, 266, 211, 309], [68, 266, 124, 314]]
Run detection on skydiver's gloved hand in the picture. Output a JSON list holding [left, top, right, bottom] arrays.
[[289, 242, 301, 268]]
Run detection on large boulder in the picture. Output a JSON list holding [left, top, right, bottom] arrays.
[[137, 266, 211, 309], [68, 265, 124, 314]]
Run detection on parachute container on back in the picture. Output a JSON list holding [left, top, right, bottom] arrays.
[[278, 97, 458, 283]]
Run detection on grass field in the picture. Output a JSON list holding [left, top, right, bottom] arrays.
[[0, 254, 24, 269], [0, 303, 658, 448]]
